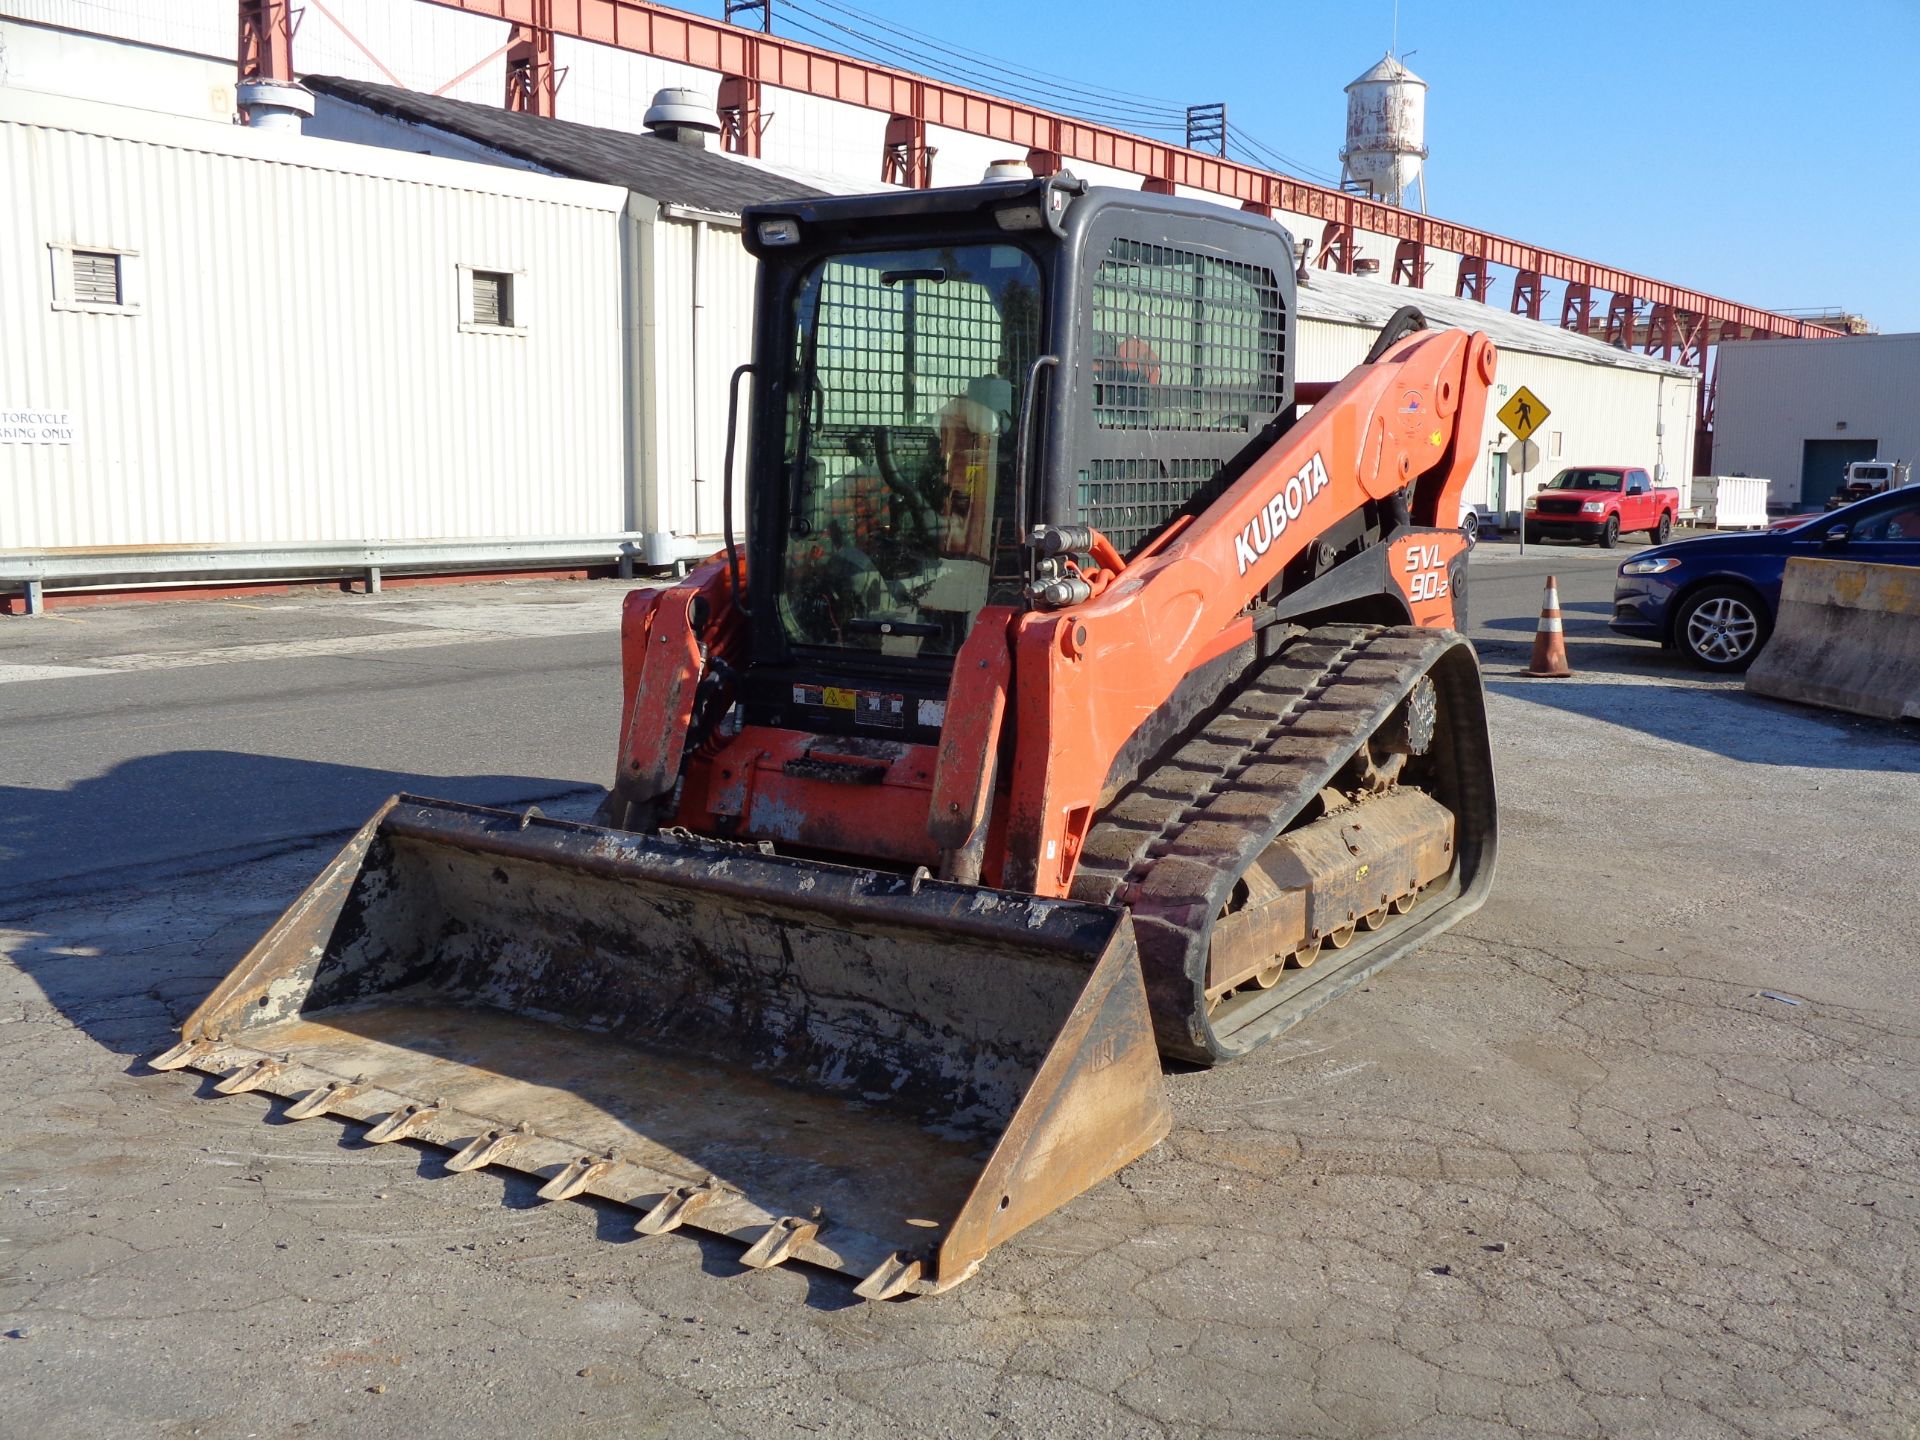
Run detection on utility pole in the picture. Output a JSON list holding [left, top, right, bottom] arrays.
[[1185, 102, 1226, 156], [725, 0, 773, 32]]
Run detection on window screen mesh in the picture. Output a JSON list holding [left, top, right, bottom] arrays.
[[778, 246, 1043, 654], [796, 256, 1035, 572], [71, 251, 121, 305], [1090, 240, 1283, 432], [1079, 458, 1224, 555], [1080, 237, 1286, 555], [810, 261, 1010, 429]]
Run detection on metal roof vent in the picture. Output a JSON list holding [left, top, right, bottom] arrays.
[[236, 78, 315, 133], [643, 88, 720, 147]]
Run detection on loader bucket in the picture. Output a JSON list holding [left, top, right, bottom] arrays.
[[154, 797, 1170, 1297]]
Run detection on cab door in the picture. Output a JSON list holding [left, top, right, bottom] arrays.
[[1623, 469, 1654, 528]]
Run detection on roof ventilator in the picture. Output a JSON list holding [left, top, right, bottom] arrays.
[[644, 88, 720, 149]]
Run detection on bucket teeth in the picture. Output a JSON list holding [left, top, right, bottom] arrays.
[[149, 1038, 214, 1073], [740, 1215, 820, 1270], [635, 1178, 725, 1236], [213, 1057, 283, 1095], [363, 1099, 443, 1144], [853, 1251, 925, 1302], [446, 1122, 531, 1174], [536, 1151, 616, 1203], [285, 1079, 358, 1121]]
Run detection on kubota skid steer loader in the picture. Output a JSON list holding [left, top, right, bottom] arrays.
[[155, 176, 1497, 1299]]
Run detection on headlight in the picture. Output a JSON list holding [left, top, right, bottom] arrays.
[[755, 217, 800, 246], [1620, 556, 1682, 576], [1580, 501, 1607, 514]]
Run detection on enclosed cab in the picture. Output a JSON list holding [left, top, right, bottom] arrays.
[[734, 175, 1300, 748]]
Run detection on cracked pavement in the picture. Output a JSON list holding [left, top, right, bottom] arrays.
[[2, 575, 1917, 1438]]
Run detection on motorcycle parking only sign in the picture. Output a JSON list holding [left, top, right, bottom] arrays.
[[0, 409, 76, 443]]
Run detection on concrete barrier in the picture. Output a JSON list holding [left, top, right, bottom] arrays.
[[1745, 558, 1920, 721]]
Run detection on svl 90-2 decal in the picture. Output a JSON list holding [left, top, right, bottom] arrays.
[[1402, 541, 1451, 603]]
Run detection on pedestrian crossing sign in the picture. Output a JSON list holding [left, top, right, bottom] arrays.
[[1497, 386, 1549, 442]]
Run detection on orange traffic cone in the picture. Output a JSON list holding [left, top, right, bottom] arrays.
[[1526, 575, 1573, 677]]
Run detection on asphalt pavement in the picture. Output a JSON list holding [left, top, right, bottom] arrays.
[[0, 584, 629, 908], [0, 535, 1663, 910], [3, 558, 1917, 1439]]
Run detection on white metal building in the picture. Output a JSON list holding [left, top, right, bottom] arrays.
[[0, 89, 624, 556], [1711, 333, 1920, 507], [0, 83, 826, 596]]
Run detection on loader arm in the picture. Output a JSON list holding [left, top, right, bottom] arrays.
[[988, 325, 1498, 894]]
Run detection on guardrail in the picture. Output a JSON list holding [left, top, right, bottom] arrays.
[[0, 534, 664, 615]]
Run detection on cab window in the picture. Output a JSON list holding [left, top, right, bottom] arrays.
[[777, 243, 1043, 657]]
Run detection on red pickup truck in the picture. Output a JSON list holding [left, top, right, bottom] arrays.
[[1523, 466, 1680, 548]]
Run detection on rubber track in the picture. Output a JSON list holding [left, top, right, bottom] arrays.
[[1070, 623, 1462, 1062]]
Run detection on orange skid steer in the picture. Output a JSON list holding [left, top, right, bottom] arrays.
[[156, 177, 1498, 1298]]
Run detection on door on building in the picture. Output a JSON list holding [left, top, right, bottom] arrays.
[[1801, 438, 1879, 506], [1488, 449, 1510, 518]]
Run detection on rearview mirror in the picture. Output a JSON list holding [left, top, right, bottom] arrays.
[[1824, 524, 1850, 545]]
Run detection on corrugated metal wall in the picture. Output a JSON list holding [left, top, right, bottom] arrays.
[[642, 215, 758, 548], [0, 92, 629, 551], [1713, 335, 1920, 505]]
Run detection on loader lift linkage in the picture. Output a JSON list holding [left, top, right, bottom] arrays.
[[156, 174, 1498, 1298]]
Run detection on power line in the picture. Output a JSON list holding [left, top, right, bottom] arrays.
[[781, 2, 1188, 127], [798, 0, 1190, 116], [1231, 128, 1341, 187], [778, 6, 1191, 137], [771, 0, 1341, 186]]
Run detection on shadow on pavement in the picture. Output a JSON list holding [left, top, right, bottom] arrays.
[[1483, 666, 1920, 770], [1, 750, 599, 1062], [0, 749, 596, 913], [1481, 599, 1615, 630], [1475, 631, 1694, 678]]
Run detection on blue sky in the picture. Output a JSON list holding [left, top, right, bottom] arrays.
[[675, 0, 1919, 332]]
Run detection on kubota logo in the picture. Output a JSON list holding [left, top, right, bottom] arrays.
[[1234, 452, 1332, 575]]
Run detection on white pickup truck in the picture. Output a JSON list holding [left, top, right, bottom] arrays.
[[1826, 459, 1913, 511]]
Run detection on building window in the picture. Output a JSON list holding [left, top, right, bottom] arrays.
[[459, 265, 525, 334], [72, 251, 122, 304], [49, 243, 140, 314], [472, 270, 511, 326]]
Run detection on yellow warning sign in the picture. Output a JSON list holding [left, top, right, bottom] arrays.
[[1497, 385, 1550, 442]]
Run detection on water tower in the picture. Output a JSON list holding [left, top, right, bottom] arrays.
[[1340, 54, 1428, 212]]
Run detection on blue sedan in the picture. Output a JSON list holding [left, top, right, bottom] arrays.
[[1612, 484, 1920, 670]]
